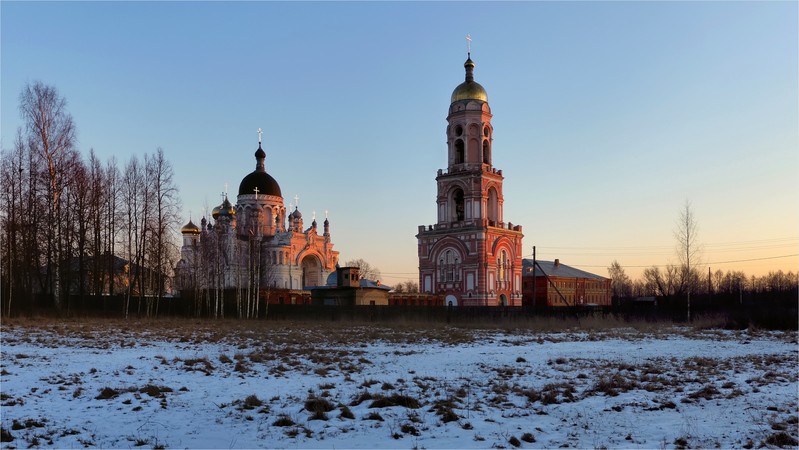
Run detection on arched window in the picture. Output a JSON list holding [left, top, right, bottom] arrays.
[[497, 250, 509, 282], [452, 188, 464, 222], [488, 187, 498, 223], [438, 249, 461, 283], [454, 140, 464, 164], [482, 140, 490, 164]]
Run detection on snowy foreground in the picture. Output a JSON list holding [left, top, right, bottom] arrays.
[[1, 321, 797, 449]]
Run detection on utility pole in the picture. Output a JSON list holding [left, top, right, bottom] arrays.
[[532, 246, 536, 308], [708, 266, 712, 305]]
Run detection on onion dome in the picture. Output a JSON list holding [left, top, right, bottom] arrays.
[[180, 219, 201, 236], [291, 206, 302, 219], [219, 196, 235, 216], [211, 204, 221, 220], [238, 143, 282, 197], [451, 55, 488, 103]]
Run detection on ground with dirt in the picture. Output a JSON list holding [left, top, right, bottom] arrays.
[[1, 320, 797, 449]]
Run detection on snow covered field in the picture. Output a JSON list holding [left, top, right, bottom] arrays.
[[1, 320, 797, 449]]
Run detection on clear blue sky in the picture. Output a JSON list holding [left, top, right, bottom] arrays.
[[2, 1, 797, 283]]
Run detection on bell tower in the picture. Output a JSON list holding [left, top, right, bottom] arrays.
[[417, 52, 524, 307]]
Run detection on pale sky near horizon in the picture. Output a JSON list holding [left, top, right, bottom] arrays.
[[2, 1, 797, 283]]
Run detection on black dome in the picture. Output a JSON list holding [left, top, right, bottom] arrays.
[[238, 171, 282, 197]]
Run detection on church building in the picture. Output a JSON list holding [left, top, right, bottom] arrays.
[[417, 53, 524, 307], [175, 135, 339, 302]]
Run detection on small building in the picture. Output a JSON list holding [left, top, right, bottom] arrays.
[[522, 259, 611, 307], [310, 267, 390, 306], [388, 292, 444, 307]]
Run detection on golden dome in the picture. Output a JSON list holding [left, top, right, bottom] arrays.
[[451, 56, 488, 103], [219, 197, 236, 216], [211, 204, 221, 220], [451, 81, 488, 103], [180, 220, 201, 235]]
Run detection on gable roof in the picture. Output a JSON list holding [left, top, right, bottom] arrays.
[[522, 259, 607, 280]]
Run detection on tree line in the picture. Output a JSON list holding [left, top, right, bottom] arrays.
[[608, 261, 797, 300], [607, 203, 797, 305], [0, 81, 181, 317]]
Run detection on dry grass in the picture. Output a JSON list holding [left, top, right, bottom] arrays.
[[3, 315, 796, 448]]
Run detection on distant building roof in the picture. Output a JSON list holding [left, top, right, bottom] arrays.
[[522, 259, 608, 281]]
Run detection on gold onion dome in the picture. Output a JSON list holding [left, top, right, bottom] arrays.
[[450, 55, 488, 103], [211, 204, 222, 220], [220, 197, 235, 216], [180, 219, 201, 235]]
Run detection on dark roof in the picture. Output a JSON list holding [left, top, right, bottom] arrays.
[[522, 259, 607, 280], [238, 170, 281, 197]]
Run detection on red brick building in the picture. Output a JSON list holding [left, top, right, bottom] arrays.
[[522, 259, 611, 307], [417, 53, 524, 307]]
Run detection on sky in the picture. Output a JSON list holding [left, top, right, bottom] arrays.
[[2, 1, 797, 284]]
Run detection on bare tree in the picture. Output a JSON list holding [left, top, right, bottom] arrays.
[[104, 158, 120, 301], [121, 156, 144, 317], [607, 260, 632, 299], [344, 258, 382, 282], [146, 148, 181, 316], [675, 201, 701, 321], [393, 280, 419, 293], [19, 81, 77, 309]]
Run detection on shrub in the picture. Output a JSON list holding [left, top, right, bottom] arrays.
[[688, 384, 720, 401], [304, 397, 334, 413], [401, 424, 420, 436], [765, 432, 798, 447], [0, 428, 13, 443], [364, 412, 384, 421], [350, 390, 374, 406], [521, 432, 535, 443], [243, 394, 262, 410], [272, 415, 295, 427], [509, 436, 521, 447], [369, 394, 421, 409], [96, 387, 120, 400], [309, 410, 328, 421], [339, 406, 355, 419], [140, 385, 172, 398]]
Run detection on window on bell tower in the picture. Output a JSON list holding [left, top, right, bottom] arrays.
[[454, 140, 464, 164], [451, 189, 465, 222], [488, 187, 498, 223]]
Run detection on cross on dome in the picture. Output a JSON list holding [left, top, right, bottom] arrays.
[[257, 128, 263, 144], [253, 186, 259, 199]]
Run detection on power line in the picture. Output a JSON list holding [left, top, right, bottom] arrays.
[[533, 254, 799, 269]]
